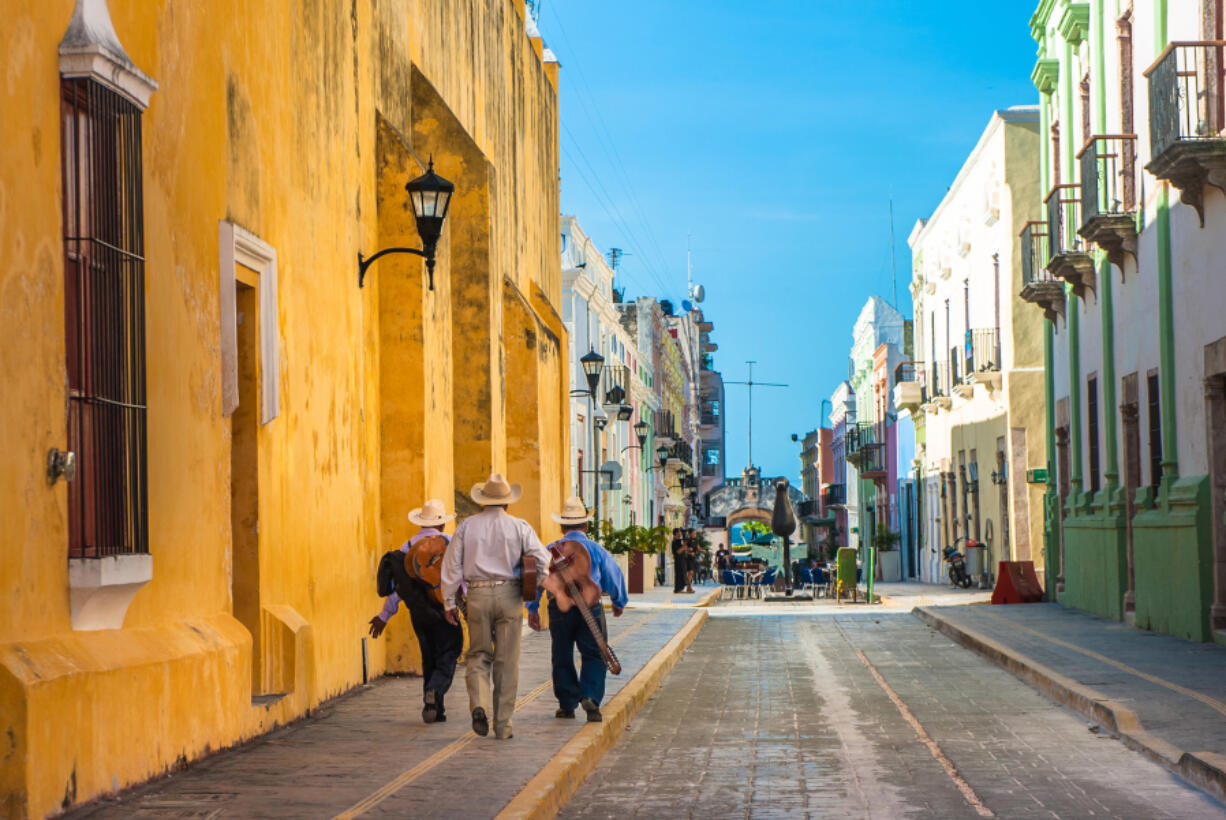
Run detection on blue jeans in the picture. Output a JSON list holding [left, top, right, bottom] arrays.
[[548, 601, 606, 709]]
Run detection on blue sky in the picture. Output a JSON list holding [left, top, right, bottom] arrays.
[[540, 1, 1038, 481]]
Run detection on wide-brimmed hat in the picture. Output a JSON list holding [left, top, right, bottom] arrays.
[[551, 495, 593, 525], [470, 472, 523, 506], [408, 498, 456, 528]]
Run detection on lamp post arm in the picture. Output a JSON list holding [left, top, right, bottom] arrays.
[[358, 247, 428, 289]]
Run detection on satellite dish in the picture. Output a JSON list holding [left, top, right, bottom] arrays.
[[691, 284, 705, 303], [681, 299, 693, 312]]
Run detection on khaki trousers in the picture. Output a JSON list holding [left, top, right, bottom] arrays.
[[464, 583, 523, 735]]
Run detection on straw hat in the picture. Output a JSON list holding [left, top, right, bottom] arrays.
[[408, 498, 456, 528], [470, 472, 523, 506], [551, 495, 593, 526]]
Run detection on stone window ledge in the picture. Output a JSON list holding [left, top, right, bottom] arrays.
[[68, 554, 153, 631]]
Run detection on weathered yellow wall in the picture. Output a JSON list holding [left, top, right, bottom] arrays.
[[0, 0, 564, 815]]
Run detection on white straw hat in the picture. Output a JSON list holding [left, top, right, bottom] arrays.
[[551, 495, 593, 525], [470, 472, 523, 506], [408, 498, 456, 528]]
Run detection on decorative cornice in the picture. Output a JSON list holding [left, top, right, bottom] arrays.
[[58, 0, 156, 109], [1029, 0, 1058, 43], [1058, 3, 1090, 47], [1032, 57, 1059, 95]]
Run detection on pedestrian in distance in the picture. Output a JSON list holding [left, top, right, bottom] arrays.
[[441, 473, 551, 740], [671, 528, 686, 593], [527, 496, 627, 723], [369, 499, 463, 724]]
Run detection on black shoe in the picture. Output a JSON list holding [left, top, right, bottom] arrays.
[[580, 697, 602, 723], [422, 689, 439, 724], [471, 707, 489, 736], [435, 713, 447, 722], [555, 707, 576, 719]]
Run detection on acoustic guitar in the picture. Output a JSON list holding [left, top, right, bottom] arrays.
[[543, 538, 622, 675], [522, 554, 538, 603]]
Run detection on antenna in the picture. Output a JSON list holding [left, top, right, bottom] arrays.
[[724, 361, 788, 470], [607, 247, 628, 271]]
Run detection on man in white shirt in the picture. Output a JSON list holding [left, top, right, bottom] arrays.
[[442, 473, 551, 740]]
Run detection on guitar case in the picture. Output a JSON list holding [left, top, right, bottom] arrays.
[[405, 534, 449, 607]]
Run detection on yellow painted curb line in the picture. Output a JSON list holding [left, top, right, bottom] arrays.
[[695, 587, 721, 608], [914, 606, 1226, 802], [495, 609, 709, 820]]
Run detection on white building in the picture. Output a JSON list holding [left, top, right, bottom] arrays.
[[906, 107, 1045, 584]]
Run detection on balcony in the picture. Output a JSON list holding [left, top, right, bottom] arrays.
[[1145, 41, 1226, 226], [655, 409, 677, 443], [1018, 220, 1066, 323], [1078, 134, 1138, 269], [924, 360, 952, 410], [846, 423, 886, 480], [666, 439, 693, 469], [1045, 184, 1095, 299], [822, 483, 846, 508], [960, 328, 1002, 390], [893, 361, 924, 411]]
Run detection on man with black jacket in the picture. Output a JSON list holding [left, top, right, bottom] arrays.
[[368, 499, 463, 724]]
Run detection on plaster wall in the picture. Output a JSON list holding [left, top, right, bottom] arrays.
[[0, 0, 564, 815]]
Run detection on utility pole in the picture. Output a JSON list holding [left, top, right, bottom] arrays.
[[725, 361, 788, 469]]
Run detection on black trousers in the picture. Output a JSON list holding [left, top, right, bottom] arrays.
[[673, 555, 687, 591], [406, 599, 464, 711]]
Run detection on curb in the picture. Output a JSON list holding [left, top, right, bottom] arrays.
[[914, 606, 1226, 802], [495, 609, 709, 820], [695, 587, 721, 608]]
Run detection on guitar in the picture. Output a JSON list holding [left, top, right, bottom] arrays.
[[543, 539, 622, 675], [522, 554, 538, 603]]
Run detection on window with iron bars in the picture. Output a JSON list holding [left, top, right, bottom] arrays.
[[61, 77, 149, 558]]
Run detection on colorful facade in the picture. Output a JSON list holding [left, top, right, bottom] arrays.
[[1026, 0, 1226, 641], [0, 1, 566, 815]]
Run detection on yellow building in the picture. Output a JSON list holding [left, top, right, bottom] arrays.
[[0, 1, 567, 816]]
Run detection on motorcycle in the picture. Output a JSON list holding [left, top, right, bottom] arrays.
[[942, 537, 974, 589]]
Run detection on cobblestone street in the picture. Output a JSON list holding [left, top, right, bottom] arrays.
[[560, 610, 1226, 820]]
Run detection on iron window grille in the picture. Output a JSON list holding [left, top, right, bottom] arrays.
[[61, 77, 149, 558]]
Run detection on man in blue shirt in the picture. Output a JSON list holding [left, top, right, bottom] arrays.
[[527, 496, 628, 723]]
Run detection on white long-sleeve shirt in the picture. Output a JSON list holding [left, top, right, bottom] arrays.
[[440, 507, 551, 609]]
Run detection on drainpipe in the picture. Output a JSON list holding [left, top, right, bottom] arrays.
[[1096, 0, 1120, 497]]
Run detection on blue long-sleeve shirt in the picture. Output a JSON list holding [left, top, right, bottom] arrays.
[[527, 530, 628, 613]]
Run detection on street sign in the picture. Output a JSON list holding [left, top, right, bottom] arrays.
[[599, 461, 622, 489], [1026, 468, 1049, 484]]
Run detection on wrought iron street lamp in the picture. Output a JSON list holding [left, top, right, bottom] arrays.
[[358, 158, 455, 290], [581, 349, 605, 399], [634, 420, 649, 447], [594, 413, 609, 432]]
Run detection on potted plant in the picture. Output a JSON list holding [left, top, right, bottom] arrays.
[[872, 528, 903, 582]]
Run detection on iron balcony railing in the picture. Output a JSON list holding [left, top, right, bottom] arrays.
[[949, 346, 962, 386], [928, 360, 950, 398], [962, 328, 1001, 377], [797, 498, 820, 519], [1045, 183, 1086, 258], [1078, 134, 1138, 223], [822, 483, 846, 507], [1020, 221, 1053, 286], [667, 439, 693, 466], [1146, 41, 1226, 158], [655, 408, 677, 440], [894, 361, 919, 384], [602, 364, 629, 406]]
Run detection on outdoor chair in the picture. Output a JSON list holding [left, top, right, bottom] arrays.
[[719, 569, 745, 600], [751, 567, 777, 598]]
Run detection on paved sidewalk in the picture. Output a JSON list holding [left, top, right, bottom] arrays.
[[918, 602, 1226, 800], [66, 605, 703, 820]]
